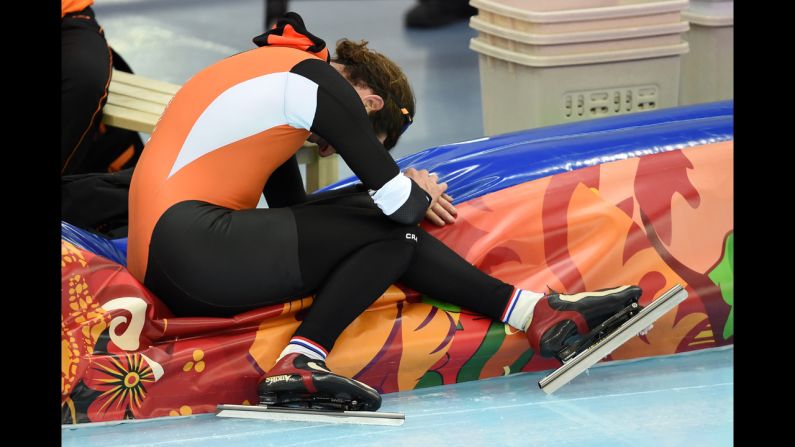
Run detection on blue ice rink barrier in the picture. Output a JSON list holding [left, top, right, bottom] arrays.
[[320, 101, 733, 203]]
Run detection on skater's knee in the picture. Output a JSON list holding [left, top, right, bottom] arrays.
[[368, 227, 419, 267], [387, 226, 421, 248]]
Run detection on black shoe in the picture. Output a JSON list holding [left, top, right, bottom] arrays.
[[405, 0, 477, 29], [526, 285, 643, 359], [258, 353, 382, 411]]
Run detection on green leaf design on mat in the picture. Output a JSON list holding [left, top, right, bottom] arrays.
[[507, 348, 535, 374], [416, 370, 443, 389], [457, 321, 506, 383], [708, 232, 733, 340], [421, 295, 461, 313]]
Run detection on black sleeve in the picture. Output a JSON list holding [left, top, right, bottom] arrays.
[[263, 157, 368, 209], [304, 183, 367, 205], [263, 155, 307, 208], [289, 58, 430, 225]]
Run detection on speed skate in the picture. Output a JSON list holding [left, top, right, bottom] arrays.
[[538, 284, 688, 394]]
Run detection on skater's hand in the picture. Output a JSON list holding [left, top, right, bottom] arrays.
[[404, 167, 449, 216], [425, 193, 457, 226]]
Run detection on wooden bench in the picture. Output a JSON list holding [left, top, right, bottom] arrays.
[[102, 69, 339, 192]]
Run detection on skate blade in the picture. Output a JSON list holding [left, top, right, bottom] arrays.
[[216, 404, 405, 426], [538, 284, 688, 395]]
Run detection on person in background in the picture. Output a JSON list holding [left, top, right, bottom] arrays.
[[62, 0, 142, 175], [405, 0, 477, 29], [62, 0, 112, 175], [264, 0, 477, 30]]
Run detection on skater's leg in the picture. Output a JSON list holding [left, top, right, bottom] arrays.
[[260, 236, 417, 412], [395, 226, 547, 331], [284, 196, 640, 353], [284, 202, 538, 357], [293, 194, 546, 331], [393, 228, 643, 360], [293, 237, 417, 352], [398, 226, 515, 319], [295, 193, 545, 330], [292, 195, 642, 347], [271, 203, 422, 358], [258, 195, 642, 407]]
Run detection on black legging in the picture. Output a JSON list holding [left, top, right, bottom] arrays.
[[61, 7, 112, 175], [145, 193, 513, 352]]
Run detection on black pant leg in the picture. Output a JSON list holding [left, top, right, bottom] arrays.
[[293, 237, 417, 351], [295, 193, 513, 321], [399, 226, 513, 321], [290, 195, 513, 350], [61, 7, 112, 175]]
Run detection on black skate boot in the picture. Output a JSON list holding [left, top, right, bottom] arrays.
[[258, 353, 382, 411], [525, 285, 643, 363]]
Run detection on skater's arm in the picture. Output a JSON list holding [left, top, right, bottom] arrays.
[[287, 58, 439, 225], [424, 193, 457, 226], [263, 155, 307, 208], [304, 183, 369, 204], [403, 168, 457, 226], [263, 155, 371, 208]]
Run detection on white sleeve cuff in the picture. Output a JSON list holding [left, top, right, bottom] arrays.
[[370, 173, 412, 216]]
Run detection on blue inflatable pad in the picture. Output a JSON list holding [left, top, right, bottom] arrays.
[[61, 221, 127, 266], [110, 238, 128, 262], [319, 101, 734, 203]]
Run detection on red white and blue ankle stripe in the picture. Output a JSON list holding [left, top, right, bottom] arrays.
[[500, 288, 522, 323], [289, 336, 329, 359]]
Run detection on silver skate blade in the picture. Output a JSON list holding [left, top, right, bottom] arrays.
[[539, 284, 688, 395], [216, 404, 405, 426]]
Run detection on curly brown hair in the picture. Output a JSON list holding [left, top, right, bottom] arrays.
[[332, 39, 415, 150]]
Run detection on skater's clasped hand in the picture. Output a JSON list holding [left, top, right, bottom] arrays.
[[403, 167, 457, 227]]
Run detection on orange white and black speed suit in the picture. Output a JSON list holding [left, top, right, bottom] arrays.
[[128, 14, 514, 352]]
